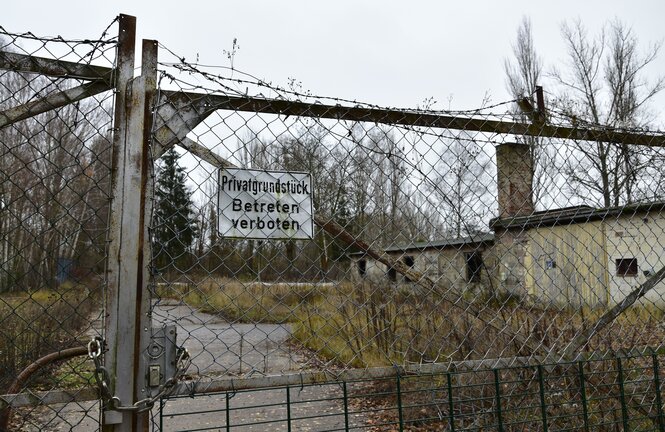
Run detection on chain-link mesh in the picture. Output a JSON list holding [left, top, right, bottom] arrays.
[[159, 351, 665, 431], [5, 18, 665, 429], [150, 45, 665, 429], [0, 22, 117, 431]]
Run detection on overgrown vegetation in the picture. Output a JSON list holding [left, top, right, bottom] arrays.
[[155, 278, 326, 324], [158, 277, 665, 369], [356, 352, 663, 432], [157, 277, 665, 430], [0, 282, 100, 393]]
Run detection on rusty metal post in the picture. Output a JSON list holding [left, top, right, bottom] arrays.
[[133, 38, 158, 431], [105, 13, 157, 431], [104, 13, 136, 429]]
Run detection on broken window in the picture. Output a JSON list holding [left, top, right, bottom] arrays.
[[403, 256, 415, 282], [466, 251, 483, 283], [357, 259, 366, 277], [616, 258, 638, 277]]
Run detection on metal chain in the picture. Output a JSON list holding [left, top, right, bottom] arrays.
[[88, 336, 191, 413], [88, 337, 113, 402]]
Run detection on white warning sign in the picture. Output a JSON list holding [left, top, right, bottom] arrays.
[[217, 168, 314, 240]]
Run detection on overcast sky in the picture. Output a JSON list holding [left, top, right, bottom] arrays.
[[4, 1, 665, 124]]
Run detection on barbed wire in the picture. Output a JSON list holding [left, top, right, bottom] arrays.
[[157, 43, 520, 119], [0, 19, 118, 46]]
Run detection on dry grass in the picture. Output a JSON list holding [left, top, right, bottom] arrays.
[[156, 278, 327, 324], [0, 282, 99, 393], [158, 277, 665, 431], [157, 277, 665, 369]]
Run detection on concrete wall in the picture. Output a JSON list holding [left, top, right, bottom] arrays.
[[605, 211, 665, 305], [349, 244, 495, 296], [524, 221, 608, 306], [518, 209, 665, 307], [493, 228, 529, 298]]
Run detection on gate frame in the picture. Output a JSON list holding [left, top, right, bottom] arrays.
[[2, 13, 665, 432], [103, 14, 158, 430]]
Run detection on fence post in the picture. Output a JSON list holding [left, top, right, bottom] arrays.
[[537, 364, 548, 432], [446, 372, 455, 432], [396, 373, 404, 432], [105, 13, 157, 431], [652, 354, 665, 432], [577, 361, 590, 432], [286, 385, 292, 432], [494, 369, 504, 432], [616, 357, 630, 431], [342, 381, 350, 431]]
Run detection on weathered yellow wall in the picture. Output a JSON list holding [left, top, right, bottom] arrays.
[[525, 221, 608, 307]]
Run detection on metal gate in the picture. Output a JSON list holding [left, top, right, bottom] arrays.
[[2, 14, 665, 432]]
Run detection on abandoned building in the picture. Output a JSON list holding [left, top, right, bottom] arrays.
[[349, 142, 665, 307], [351, 233, 495, 292]]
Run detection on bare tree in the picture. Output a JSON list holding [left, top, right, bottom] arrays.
[[428, 136, 492, 238], [551, 19, 665, 207], [505, 17, 541, 103], [0, 81, 109, 292], [279, 122, 352, 278], [504, 17, 557, 209]]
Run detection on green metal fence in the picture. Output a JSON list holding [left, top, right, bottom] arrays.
[[159, 350, 665, 431]]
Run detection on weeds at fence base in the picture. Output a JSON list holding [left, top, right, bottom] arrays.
[[159, 350, 665, 431], [0, 281, 100, 394]]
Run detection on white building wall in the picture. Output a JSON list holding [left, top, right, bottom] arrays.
[[605, 211, 665, 305]]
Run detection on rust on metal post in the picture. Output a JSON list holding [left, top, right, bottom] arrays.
[[105, 36, 157, 430], [132, 38, 159, 432], [104, 13, 137, 432]]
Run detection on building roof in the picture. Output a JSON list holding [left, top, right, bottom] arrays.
[[349, 200, 665, 258], [490, 201, 665, 230], [349, 232, 494, 256]]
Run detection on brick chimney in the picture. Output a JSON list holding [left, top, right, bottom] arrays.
[[496, 142, 534, 219]]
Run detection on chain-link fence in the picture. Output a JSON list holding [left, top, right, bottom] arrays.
[[3, 14, 665, 432], [150, 44, 665, 430], [0, 20, 117, 431], [159, 350, 665, 431]]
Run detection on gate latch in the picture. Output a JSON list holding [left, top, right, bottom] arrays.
[[146, 325, 178, 393]]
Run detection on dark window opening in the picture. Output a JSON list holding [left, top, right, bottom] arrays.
[[466, 252, 483, 283], [616, 258, 638, 277], [357, 259, 366, 277], [403, 256, 415, 282], [388, 266, 397, 282]]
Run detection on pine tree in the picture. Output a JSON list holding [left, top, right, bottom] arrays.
[[153, 148, 198, 272]]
